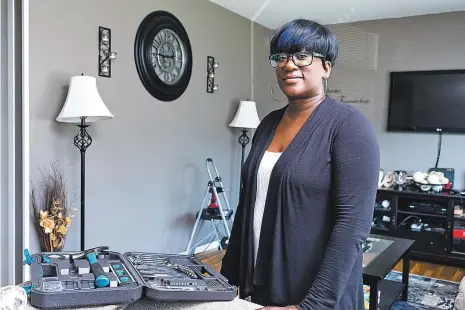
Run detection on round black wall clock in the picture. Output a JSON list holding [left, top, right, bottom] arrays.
[[134, 11, 193, 101]]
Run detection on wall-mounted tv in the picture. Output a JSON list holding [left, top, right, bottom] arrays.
[[387, 69, 465, 133]]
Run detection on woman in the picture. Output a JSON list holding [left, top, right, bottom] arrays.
[[220, 19, 380, 310]]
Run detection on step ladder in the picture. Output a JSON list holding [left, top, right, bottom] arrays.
[[186, 158, 234, 255]]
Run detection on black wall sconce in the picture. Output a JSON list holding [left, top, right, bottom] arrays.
[[206, 56, 219, 93], [99, 26, 117, 78]]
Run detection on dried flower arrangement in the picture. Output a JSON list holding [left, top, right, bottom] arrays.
[[31, 161, 77, 252]]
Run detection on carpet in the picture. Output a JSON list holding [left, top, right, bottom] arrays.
[[365, 271, 459, 309]]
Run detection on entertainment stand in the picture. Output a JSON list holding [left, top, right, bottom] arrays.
[[372, 187, 465, 267]]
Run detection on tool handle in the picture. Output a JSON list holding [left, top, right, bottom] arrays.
[[86, 252, 109, 288]]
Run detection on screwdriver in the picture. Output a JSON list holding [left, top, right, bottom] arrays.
[[86, 251, 109, 288]]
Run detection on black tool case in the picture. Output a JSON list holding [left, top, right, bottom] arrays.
[[29, 250, 238, 309]]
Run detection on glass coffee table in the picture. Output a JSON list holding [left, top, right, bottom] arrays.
[[362, 234, 415, 310]]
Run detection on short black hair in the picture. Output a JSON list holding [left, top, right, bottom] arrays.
[[269, 19, 339, 66]]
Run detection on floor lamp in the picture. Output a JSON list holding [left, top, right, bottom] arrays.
[[56, 75, 114, 251], [229, 100, 260, 188]]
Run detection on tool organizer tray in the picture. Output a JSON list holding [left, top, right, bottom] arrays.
[[29, 250, 143, 309], [28, 248, 237, 309], [124, 252, 237, 302]]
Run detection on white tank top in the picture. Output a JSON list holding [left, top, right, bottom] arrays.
[[253, 150, 282, 267]]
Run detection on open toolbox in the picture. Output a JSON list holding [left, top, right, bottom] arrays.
[[25, 246, 238, 309]]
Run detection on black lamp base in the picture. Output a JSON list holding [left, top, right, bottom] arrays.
[[74, 117, 92, 251], [238, 129, 250, 188]]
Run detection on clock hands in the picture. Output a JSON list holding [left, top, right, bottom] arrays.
[[155, 53, 175, 59]]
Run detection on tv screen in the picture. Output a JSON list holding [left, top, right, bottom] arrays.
[[387, 69, 465, 133]]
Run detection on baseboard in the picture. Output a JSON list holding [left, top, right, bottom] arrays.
[[179, 241, 220, 255]]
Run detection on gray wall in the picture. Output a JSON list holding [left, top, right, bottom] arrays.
[[252, 23, 280, 118], [29, 0, 270, 254], [347, 12, 465, 189]]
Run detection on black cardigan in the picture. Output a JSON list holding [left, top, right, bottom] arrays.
[[220, 97, 380, 309]]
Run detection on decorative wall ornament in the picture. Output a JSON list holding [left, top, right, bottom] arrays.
[[98, 26, 117, 78], [206, 56, 219, 93]]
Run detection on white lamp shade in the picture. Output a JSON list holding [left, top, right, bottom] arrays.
[[229, 100, 260, 129], [56, 75, 114, 123]]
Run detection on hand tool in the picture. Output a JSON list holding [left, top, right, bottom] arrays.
[[136, 267, 176, 273], [109, 264, 122, 285], [157, 286, 197, 291], [44, 254, 66, 261], [128, 257, 168, 264], [86, 252, 109, 287], [71, 246, 110, 288], [68, 255, 79, 277], [138, 273, 178, 279], [120, 262, 136, 284], [166, 263, 197, 278]]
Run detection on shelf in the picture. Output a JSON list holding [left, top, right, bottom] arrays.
[[375, 188, 465, 266], [378, 280, 405, 310], [374, 208, 391, 213], [372, 227, 390, 231], [397, 210, 447, 219], [379, 187, 461, 200], [395, 228, 446, 236]]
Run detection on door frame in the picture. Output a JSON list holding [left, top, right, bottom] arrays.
[[0, 0, 29, 285]]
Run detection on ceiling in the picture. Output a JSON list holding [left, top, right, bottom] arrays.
[[209, 0, 465, 29]]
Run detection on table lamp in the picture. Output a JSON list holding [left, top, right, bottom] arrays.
[[56, 74, 114, 250], [229, 100, 260, 172]]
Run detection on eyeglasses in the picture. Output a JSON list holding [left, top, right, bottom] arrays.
[[269, 52, 326, 68]]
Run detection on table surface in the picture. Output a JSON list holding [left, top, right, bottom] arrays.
[[4, 281, 262, 310], [363, 234, 415, 280], [19, 296, 262, 310]]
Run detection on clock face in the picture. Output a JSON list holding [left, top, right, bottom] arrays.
[[134, 11, 193, 102], [151, 29, 186, 85]]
